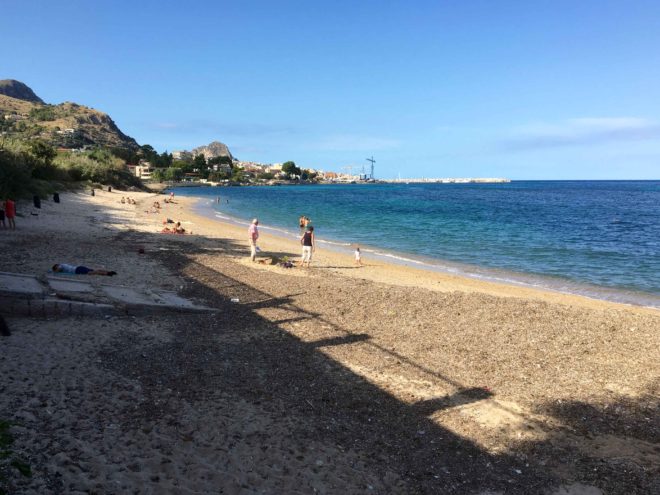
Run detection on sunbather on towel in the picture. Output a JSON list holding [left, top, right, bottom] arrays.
[[52, 263, 117, 276]]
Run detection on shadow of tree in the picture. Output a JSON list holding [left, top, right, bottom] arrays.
[[514, 384, 659, 495], [98, 229, 556, 494], [4, 193, 655, 494]]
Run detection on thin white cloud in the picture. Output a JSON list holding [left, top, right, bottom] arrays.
[[502, 117, 660, 150], [146, 119, 296, 137], [314, 134, 401, 151], [153, 122, 179, 129]]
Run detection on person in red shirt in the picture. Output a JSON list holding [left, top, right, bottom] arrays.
[[4, 199, 16, 230]]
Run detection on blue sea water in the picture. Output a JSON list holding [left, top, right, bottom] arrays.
[[172, 181, 660, 308]]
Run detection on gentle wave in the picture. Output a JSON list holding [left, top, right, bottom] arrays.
[[181, 183, 660, 309]]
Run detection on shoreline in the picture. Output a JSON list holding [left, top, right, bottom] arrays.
[[185, 194, 660, 313]]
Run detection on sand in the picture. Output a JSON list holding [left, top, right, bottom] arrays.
[[0, 188, 658, 494]]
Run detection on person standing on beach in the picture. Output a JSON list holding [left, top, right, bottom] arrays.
[[5, 198, 16, 230], [248, 218, 259, 261], [299, 225, 315, 267], [354, 246, 362, 266]]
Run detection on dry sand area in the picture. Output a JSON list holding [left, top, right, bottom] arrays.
[[0, 188, 658, 494]]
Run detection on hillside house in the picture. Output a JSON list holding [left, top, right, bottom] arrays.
[[132, 164, 154, 179]]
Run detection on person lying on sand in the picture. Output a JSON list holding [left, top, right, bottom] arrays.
[[52, 263, 117, 276]]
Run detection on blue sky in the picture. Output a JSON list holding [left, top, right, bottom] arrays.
[[2, 0, 660, 179]]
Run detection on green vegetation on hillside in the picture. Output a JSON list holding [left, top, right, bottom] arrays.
[[0, 94, 139, 150], [0, 139, 144, 199], [28, 105, 57, 121]]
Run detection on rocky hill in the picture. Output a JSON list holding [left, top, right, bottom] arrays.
[[0, 79, 44, 103], [191, 141, 233, 160], [0, 80, 138, 150]]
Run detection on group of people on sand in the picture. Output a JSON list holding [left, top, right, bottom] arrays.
[[250, 217, 314, 267], [120, 197, 137, 205], [145, 200, 164, 214], [248, 216, 362, 268], [0, 199, 16, 230], [161, 218, 190, 234]]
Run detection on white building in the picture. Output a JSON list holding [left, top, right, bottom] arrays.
[[132, 164, 154, 179]]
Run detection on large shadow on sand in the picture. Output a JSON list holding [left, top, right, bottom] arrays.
[[99, 228, 655, 494]]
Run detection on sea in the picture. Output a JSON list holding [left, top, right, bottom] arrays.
[[170, 181, 660, 309]]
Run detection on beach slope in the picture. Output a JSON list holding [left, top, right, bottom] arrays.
[[0, 190, 657, 494]]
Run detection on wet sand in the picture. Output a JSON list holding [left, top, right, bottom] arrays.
[[0, 188, 657, 494]]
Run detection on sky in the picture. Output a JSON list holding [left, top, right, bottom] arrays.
[[2, 0, 660, 179]]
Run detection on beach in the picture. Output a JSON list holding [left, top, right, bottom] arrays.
[[0, 189, 658, 494]]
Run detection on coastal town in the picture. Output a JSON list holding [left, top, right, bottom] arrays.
[[127, 141, 509, 185]]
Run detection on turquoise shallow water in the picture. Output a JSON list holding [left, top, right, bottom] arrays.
[[171, 181, 660, 308]]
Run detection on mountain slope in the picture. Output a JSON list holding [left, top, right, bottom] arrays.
[[0, 79, 44, 103], [0, 81, 138, 149]]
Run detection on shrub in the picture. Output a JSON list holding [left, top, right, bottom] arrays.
[[0, 148, 33, 198]]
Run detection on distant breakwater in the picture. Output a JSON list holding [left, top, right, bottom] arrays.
[[382, 178, 510, 184]]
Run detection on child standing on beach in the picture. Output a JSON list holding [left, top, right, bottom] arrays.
[[354, 246, 362, 266]]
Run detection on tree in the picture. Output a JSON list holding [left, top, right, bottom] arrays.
[[153, 151, 173, 168], [88, 148, 115, 164], [0, 148, 33, 197], [164, 167, 183, 181], [257, 172, 275, 181], [29, 106, 57, 121], [208, 170, 231, 181], [29, 140, 56, 166], [193, 154, 207, 170], [282, 161, 301, 179], [151, 168, 165, 182], [302, 169, 318, 181], [140, 144, 156, 156], [208, 155, 233, 167], [29, 140, 58, 180], [172, 159, 194, 173], [231, 166, 247, 182], [139, 144, 158, 164], [110, 147, 139, 164]]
